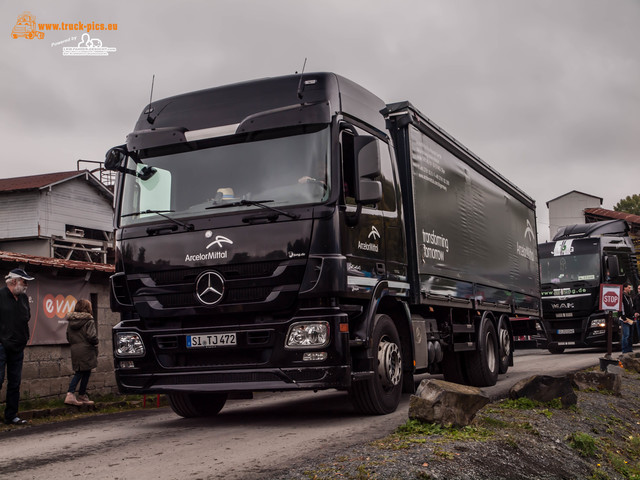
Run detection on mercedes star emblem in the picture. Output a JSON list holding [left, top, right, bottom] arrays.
[[195, 271, 225, 306]]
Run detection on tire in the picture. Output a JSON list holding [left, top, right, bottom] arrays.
[[547, 344, 565, 354], [465, 317, 499, 387], [168, 392, 228, 418], [497, 315, 512, 374], [349, 314, 403, 415]]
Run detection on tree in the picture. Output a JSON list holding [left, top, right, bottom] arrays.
[[614, 194, 640, 216]]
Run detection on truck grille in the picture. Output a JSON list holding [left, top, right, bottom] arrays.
[[149, 261, 282, 285], [156, 286, 273, 308], [130, 259, 306, 310]]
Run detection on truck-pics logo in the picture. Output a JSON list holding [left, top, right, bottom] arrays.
[[62, 33, 117, 56], [420, 228, 449, 263], [11, 12, 44, 39], [185, 233, 233, 262], [195, 271, 225, 306], [358, 225, 380, 252]]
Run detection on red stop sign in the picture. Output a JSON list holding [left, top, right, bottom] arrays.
[[603, 292, 619, 307]]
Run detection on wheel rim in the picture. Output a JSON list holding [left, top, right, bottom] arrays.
[[377, 336, 402, 389], [500, 326, 511, 358], [485, 331, 497, 373]]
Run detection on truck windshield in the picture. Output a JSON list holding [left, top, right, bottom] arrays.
[[539, 253, 601, 286], [119, 125, 330, 226]]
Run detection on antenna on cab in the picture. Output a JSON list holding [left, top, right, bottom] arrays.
[[146, 74, 156, 124], [296, 58, 307, 100]]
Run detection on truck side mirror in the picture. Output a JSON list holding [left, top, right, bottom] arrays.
[[354, 136, 382, 205], [606, 255, 620, 279], [105, 145, 155, 180], [105, 146, 128, 171]]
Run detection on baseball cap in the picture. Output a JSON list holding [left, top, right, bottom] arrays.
[[5, 268, 34, 281]]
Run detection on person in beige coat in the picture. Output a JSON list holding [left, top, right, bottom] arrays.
[[64, 299, 98, 406]]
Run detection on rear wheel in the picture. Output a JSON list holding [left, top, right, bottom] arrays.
[[465, 316, 499, 387], [349, 314, 403, 415], [168, 392, 228, 418]]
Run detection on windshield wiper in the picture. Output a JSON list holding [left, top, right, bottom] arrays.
[[207, 199, 299, 220], [121, 209, 194, 232]]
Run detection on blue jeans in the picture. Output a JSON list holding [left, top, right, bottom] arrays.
[[68, 370, 91, 396], [0, 343, 25, 422], [621, 321, 633, 353]]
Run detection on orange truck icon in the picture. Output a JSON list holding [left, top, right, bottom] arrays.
[[12, 12, 44, 39]]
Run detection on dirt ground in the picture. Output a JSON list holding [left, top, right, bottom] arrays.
[[274, 366, 640, 480]]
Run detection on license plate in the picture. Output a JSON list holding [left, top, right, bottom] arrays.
[[187, 333, 237, 348], [556, 328, 574, 334]]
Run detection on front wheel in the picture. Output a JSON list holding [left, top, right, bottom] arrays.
[[168, 392, 228, 418], [349, 314, 403, 415]]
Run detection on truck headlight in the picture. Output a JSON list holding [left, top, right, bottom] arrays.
[[286, 322, 329, 348], [589, 319, 606, 329], [115, 332, 145, 357]]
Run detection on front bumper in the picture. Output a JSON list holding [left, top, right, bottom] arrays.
[[116, 365, 351, 394], [542, 314, 620, 349], [113, 309, 352, 394]]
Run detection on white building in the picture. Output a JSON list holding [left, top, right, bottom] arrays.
[[546, 190, 602, 240], [0, 170, 114, 262]]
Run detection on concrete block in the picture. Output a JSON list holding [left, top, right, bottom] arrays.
[[39, 360, 64, 378]]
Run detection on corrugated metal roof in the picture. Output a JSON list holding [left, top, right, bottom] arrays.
[[0, 170, 91, 193], [584, 207, 640, 226], [0, 250, 114, 273]]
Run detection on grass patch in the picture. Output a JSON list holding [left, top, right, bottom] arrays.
[[568, 432, 598, 458], [393, 419, 492, 442]]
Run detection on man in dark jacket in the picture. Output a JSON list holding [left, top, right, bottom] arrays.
[[0, 268, 34, 425], [620, 282, 635, 354]]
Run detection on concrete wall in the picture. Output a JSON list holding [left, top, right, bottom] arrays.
[[1, 280, 119, 403]]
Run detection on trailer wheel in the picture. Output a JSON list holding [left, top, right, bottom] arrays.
[[168, 392, 228, 418], [497, 315, 512, 374], [465, 317, 499, 387], [349, 314, 403, 415]]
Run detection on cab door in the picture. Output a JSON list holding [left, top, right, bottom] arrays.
[[339, 126, 404, 297]]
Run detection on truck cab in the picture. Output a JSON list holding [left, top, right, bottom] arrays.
[[538, 219, 639, 353]]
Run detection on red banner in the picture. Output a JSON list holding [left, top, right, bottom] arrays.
[[27, 274, 91, 345]]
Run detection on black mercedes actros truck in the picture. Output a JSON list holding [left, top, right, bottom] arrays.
[[539, 219, 639, 353], [106, 73, 540, 417]]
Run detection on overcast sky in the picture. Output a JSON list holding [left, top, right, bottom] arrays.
[[2, 0, 639, 241]]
